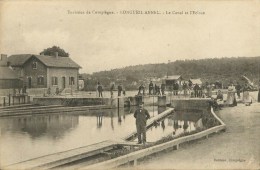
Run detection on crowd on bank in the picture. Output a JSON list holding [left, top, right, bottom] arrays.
[[96, 80, 260, 107]]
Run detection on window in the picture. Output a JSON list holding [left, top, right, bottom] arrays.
[[69, 77, 75, 85], [32, 61, 37, 69], [37, 76, 44, 85], [52, 77, 58, 85]]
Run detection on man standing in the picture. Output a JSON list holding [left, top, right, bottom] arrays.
[[161, 83, 166, 95], [97, 82, 103, 98], [118, 84, 123, 96], [110, 83, 115, 98], [149, 81, 153, 95], [258, 80, 260, 102], [194, 83, 199, 98], [134, 102, 150, 144], [236, 82, 241, 99], [182, 82, 188, 96], [138, 84, 145, 95]]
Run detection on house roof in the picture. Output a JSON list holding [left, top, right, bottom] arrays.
[[189, 78, 202, 85], [163, 75, 182, 80], [0, 66, 19, 79], [8, 54, 81, 68]]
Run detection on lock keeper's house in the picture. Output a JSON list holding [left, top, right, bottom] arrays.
[[8, 53, 81, 92]]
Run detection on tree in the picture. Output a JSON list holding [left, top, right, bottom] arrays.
[[40, 46, 69, 57]]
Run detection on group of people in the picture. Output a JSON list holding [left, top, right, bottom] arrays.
[[138, 82, 166, 96], [134, 80, 260, 145], [97, 82, 125, 98], [213, 82, 260, 109], [147, 81, 166, 95]]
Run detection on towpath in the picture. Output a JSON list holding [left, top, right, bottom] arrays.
[[137, 102, 260, 169]]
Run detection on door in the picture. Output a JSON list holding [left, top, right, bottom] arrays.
[[28, 77, 32, 88], [62, 77, 66, 89]]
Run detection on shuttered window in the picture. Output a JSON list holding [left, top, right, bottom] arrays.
[[37, 76, 44, 85], [52, 77, 58, 85], [69, 77, 75, 85]]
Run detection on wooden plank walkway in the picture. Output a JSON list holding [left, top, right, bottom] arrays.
[[5, 140, 139, 170], [82, 107, 226, 169]]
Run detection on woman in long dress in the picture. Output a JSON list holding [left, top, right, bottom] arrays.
[[243, 84, 252, 106], [257, 80, 260, 103], [257, 86, 260, 103], [226, 84, 236, 107]]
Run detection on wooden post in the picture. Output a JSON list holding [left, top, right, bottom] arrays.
[[133, 159, 137, 166], [8, 94, 11, 106], [3, 97, 5, 106]]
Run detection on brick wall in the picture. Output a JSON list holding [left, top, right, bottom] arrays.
[[23, 57, 47, 88], [47, 68, 79, 91]]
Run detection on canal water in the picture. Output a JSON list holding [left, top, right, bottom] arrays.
[[0, 106, 202, 167]]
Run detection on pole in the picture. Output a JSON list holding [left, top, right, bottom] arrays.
[[153, 95, 154, 117], [8, 94, 10, 106], [118, 97, 119, 109]]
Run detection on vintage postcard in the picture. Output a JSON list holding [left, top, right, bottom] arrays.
[[0, 0, 259, 169]]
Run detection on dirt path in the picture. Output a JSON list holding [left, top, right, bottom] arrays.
[[137, 103, 260, 169]]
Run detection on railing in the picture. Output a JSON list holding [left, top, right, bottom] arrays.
[[82, 107, 226, 169]]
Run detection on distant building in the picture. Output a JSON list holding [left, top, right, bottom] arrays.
[[162, 75, 183, 89], [8, 53, 81, 90], [0, 54, 21, 89], [189, 78, 202, 86]]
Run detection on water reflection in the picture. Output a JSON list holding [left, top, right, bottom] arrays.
[[96, 112, 103, 129], [144, 110, 202, 142], [0, 114, 79, 139], [0, 106, 157, 166], [0, 107, 202, 167]]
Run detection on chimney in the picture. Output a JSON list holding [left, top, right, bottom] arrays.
[[0, 54, 8, 66], [1, 54, 7, 61], [55, 52, 59, 58]]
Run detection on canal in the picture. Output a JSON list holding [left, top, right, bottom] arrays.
[[0, 106, 202, 167]]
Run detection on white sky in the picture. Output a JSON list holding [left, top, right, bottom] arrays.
[[0, 0, 260, 73]]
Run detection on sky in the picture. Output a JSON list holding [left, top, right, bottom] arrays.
[[0, 0, 260, 73]]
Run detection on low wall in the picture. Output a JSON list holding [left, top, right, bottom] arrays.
[[170, 98, 210, 110], [33, 97, 125, 108], [128, 95, 161, 106], [0, 95, 30, 106]]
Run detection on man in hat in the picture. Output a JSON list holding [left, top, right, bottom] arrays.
[[134, 102, 150, 144]]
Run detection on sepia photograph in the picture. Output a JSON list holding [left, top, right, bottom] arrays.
[[0, 0, 259, 169]]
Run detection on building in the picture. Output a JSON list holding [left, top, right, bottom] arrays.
[[8, 53, 81, 91], [189, 78, 202, 86], [0, 54, 21, 89], [162, 75, 183, 89]]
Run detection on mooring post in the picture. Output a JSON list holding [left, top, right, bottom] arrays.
[[8, 94, 11, 106], [3, 97, 5, 106], [134, 159, 138, 166], [118, 97, 119, 109]]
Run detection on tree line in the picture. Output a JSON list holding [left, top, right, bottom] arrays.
[[81, 56, 260, 91]]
